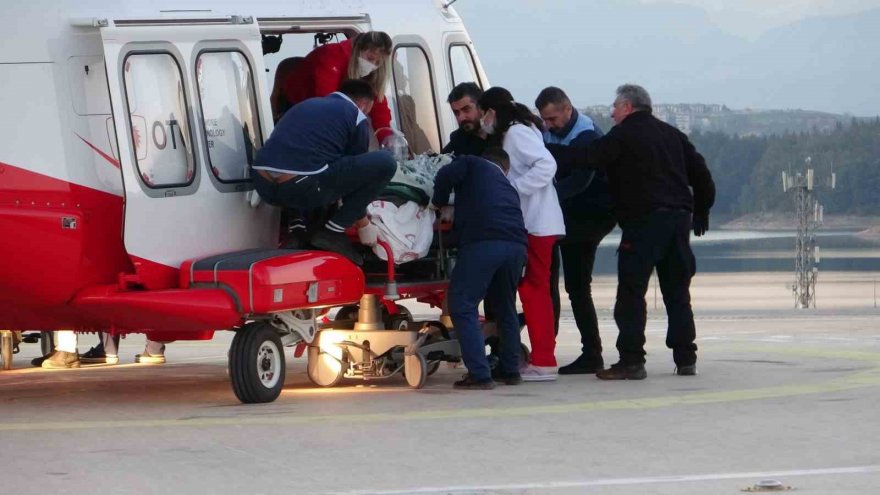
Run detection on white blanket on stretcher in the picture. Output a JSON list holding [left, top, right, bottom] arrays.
[[366, 200, 435, 264]]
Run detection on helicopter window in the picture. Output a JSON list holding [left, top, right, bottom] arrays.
[[195, 51, 261, 183], [448, 44, 481, 88], [391, 45, 441, 155], [122, 52, 196, 188]]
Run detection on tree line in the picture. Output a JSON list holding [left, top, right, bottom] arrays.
[[585, 114, 880, 216], [691, 118, 880, 216]]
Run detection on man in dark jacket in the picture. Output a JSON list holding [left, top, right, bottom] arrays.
[[536, 86, 616, 375], [548, 84, 715, 380], [442, 82, 488, 157], [433, 148, 528, 390], [252, 79, 397, 265]]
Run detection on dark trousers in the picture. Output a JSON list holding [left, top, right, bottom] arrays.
[[448, 240, 527, 382], [550, 214, 616, 355], [253, 150, 396, 230], [614, 210, 697, 366]]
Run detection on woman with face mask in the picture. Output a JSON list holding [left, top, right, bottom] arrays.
[[478, 87, 566, 382], [282, 31, 394, 142]]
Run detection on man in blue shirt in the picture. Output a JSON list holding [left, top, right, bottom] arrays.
[[536, 86, 616, 375], [252, 79, 397, 265], [433, 148, 528, 390]]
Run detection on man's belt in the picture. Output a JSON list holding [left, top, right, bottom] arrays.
[[256, 169, 299, 184]]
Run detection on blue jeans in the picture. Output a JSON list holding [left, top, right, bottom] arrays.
[[448, 240, 527, 382], [253, 151, 396, 229]]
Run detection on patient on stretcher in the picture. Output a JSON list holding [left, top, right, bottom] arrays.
[[358, 148, 455, 264]]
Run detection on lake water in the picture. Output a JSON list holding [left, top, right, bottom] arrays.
[[591, 229, 880, 275]]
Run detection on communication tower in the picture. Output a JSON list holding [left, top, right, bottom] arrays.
[[782, 157, 836, 308]]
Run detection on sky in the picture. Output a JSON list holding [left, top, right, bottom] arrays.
[[637, 0, 880, 38], [454, 0, 880, 114]]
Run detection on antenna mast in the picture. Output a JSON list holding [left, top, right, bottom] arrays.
[[782, 156, 835, 308]]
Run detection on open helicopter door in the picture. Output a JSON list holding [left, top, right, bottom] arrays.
[[100, 16, 277, 289]]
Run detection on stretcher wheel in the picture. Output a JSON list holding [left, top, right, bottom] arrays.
[[387, 315, 411, 331], [334, 305, 359, 322], [383, 305, 413, 329], [404, 353, 427, 389], [307, 344, 345, 387], [228, 323, 286, 404]]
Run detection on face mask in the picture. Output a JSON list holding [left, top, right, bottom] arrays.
[[480, 116, 495, 135], [357, 57, 379, 77]]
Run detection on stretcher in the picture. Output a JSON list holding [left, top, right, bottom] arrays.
[[304, 224, 462, 389], [306, 228, 531, 390], [177, 223, 464, 403]]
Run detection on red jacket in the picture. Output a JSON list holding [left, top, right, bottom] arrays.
[[283, 39, 393, 142]]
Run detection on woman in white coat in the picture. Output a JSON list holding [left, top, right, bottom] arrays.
[[478, 87, 565, 381]]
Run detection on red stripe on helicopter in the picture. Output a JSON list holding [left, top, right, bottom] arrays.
[[75, 133, 120, 169], [0, 161, 132, 329]]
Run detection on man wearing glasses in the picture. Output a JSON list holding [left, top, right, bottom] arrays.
[[547, 84, 715, 380]]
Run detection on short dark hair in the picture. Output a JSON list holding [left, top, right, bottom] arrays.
[[447, 82, 483, 104], [482, 147, 510, 172], [338, 79, 376, 102], [535, 86, 571, 111]]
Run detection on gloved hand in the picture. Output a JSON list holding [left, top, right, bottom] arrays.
[[693, 214, 709, 237], [357, 223, 380, 246], [439, 206, 454, 223]]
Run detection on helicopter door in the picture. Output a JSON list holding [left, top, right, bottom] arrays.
[[100, 17, 276, 288]]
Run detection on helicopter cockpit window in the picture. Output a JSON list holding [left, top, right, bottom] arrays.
[[195, 51, 261, 183], [122, 53, 195, 188], [448, 44, 482, 88]]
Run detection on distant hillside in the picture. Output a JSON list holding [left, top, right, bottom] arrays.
[[691, 118, 880, 217], [459, 3, 880, 115], [696, 109, 859, 136], [582, 106, 869, 137], [570, 113, 880, 217]]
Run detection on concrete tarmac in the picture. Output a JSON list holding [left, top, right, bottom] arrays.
[[2, 272, 879, 494]]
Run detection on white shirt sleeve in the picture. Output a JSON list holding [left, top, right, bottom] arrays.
[[505, 125, 558, 196]]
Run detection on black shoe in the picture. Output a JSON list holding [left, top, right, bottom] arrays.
[[281, 236, 306, 249], [310, 229, 363, 265], [31, 352, 54, 367], [281, 223, 309, 249], [596, 361, 647, 380], [80, 345, 119, 364], [675, 364, 697, 376], [491, 369, 523, 385], [559, 353, 604, 375], [453, 375, 496, 390]]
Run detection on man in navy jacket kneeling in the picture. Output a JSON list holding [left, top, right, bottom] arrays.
[[252, 79, 396, 265]]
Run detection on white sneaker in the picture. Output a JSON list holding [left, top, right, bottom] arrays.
[[520, 364, 558, 382]]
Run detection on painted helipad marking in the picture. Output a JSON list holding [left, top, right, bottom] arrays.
[[326, 465, 880, 494], [0, 345, 878, 432]]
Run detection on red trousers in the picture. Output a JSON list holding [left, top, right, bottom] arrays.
[[519, 234, 559, 367]]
